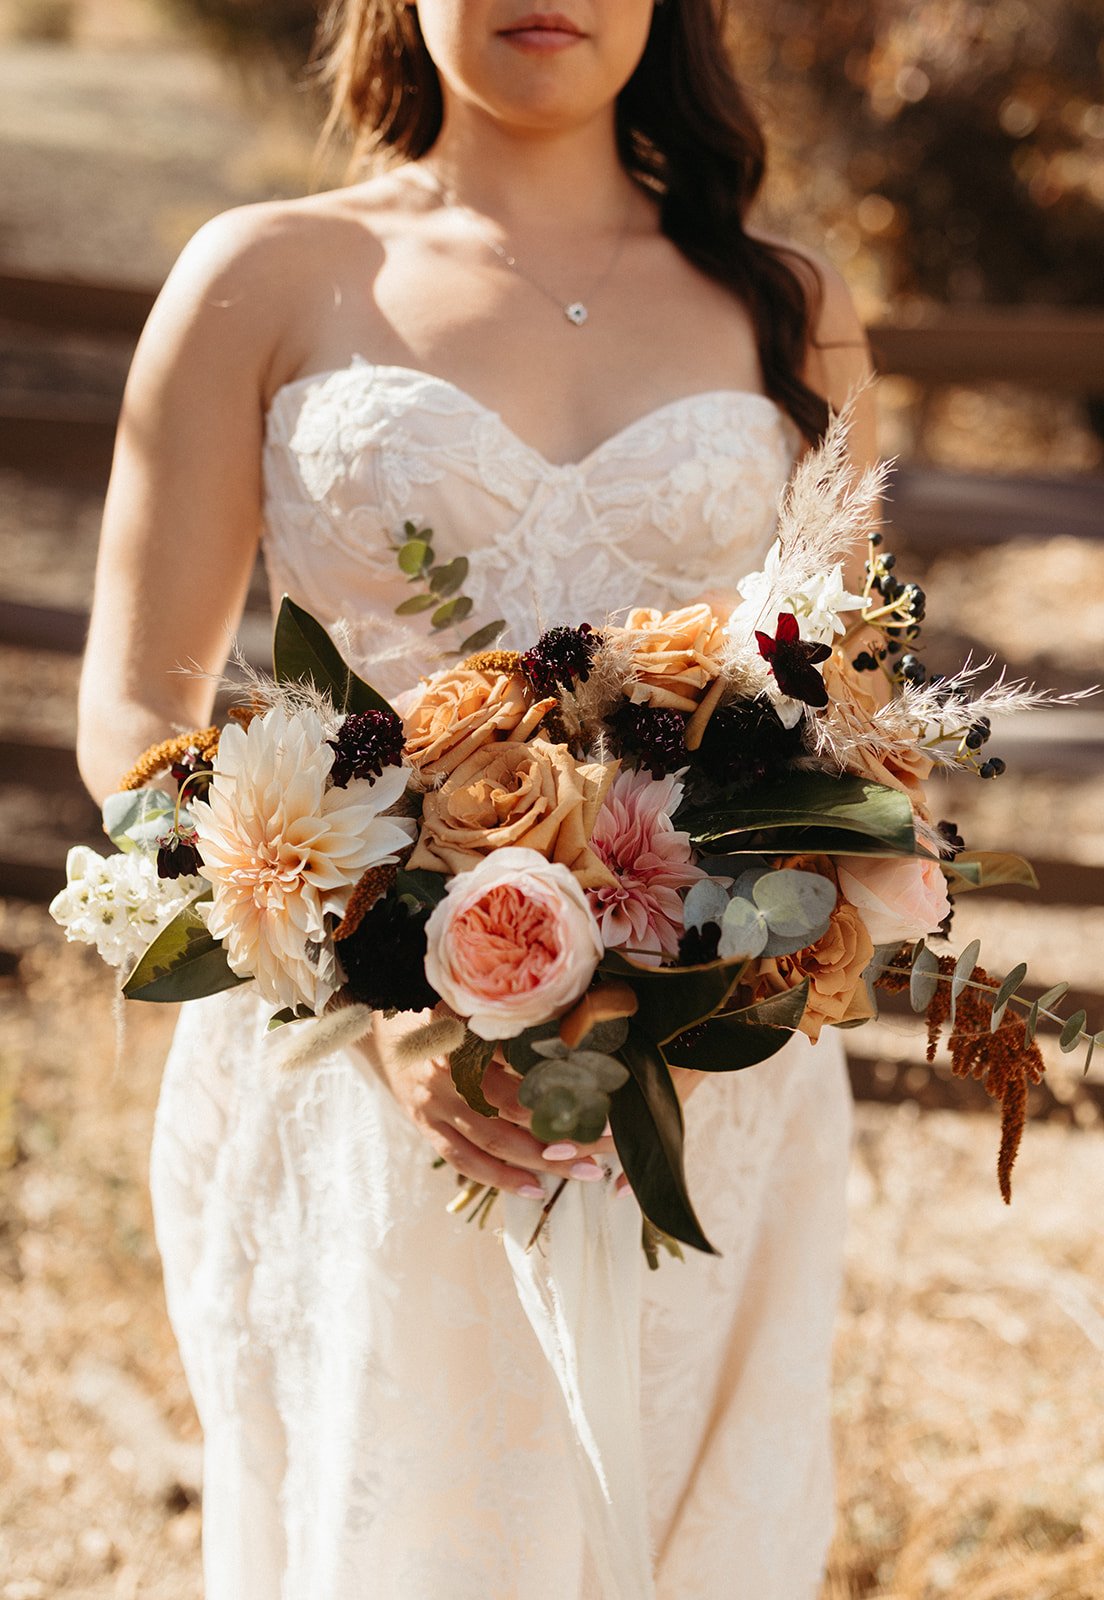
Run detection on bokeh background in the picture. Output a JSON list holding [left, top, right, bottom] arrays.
[[0, 2, 1102, 1595]]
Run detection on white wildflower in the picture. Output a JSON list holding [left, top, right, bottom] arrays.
[[49, 845, 203, 971]]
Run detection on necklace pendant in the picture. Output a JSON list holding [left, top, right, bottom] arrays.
[[564, 301, 588, 327]]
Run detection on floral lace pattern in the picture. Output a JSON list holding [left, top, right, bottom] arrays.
[[149, 361, 854, 1599]]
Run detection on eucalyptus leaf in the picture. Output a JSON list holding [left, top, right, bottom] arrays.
[[949, 938, 981, 1024], [501, 1020, 564, 1074], [273, 596, 394, 716], [395, 593, 439, 616], [609, 1026, 717, 1255], [1083, 1036, 1096, 1078], [600, 949, 748, 1042], [909, 943, 940, 1014], [577, 1016, 631, 1056], [990, 962, 1028, 1031], [1060, 1009, 1087, 1052], [1036, 982, 1070, 1012], [458, 619, 507, 655], [682, 878, 730, 933], [102, 788, 176, 853], [664, 981, 810, 1072], [123, 898, 247, 1003], [752, 868, 837, 939], [428, 556, 469, 597], [1025, 999, 1041, 1044], [431, 596, 474, 630], [398, 539, 431, 576], [449, 1031, 498, 1118], [717, 897, 768, 960]]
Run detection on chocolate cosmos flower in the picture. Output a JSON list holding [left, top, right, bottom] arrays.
[[755, 612, 831, 709]]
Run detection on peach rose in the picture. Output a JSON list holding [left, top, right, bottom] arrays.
[[836, 853, 950, 947], [747, 854, 875, 1043], [608, 603, 726, 713], [821, 629, 933, 809], [424, 848, 604, 1039], [407, 737, 618, 890], [403, 667, 555, 780]]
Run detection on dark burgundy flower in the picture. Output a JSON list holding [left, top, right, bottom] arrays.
[[337, 894, 439, 1013], [328, 709, 405, 787], [677, 921, 721, 965], [754, 611, 831, 708], [169, 748, 213, 788], [520, 624, 598, 698], [610, 701, 688, 778], [696, 695, 804, 789], [156, 826, 203, 880]]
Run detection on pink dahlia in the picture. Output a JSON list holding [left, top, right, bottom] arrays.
[[587, 768, 707, 964]]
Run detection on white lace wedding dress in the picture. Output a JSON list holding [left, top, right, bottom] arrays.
[[149, 357, 854, 1600]]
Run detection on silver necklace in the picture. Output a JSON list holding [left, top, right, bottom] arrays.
[[417, 167, 632, 328]]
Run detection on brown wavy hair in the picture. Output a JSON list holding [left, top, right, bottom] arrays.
[[308, 0, 837, 447]]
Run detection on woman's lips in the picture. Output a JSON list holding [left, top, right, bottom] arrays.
[[498, 17, 586, 53]]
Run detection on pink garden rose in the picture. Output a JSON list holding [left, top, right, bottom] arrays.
[[423, 847, 604, 1040], [835, 853, 951, 947], [587, 768, 707, 964]]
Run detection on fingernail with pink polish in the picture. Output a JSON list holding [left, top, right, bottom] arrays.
[[542, 1142, 578, 1161], [570, 1161, 604, 1182], [519, 1183, 546, 1200]]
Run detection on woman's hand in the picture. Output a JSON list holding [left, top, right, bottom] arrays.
[[359, 1010, 616, 1200]]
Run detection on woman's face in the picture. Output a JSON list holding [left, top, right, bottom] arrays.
[[410, 2, 656, 134]]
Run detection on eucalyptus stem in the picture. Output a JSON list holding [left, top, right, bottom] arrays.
[[880, 963, 1090, 1047]]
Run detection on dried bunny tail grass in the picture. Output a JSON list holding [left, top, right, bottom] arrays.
[[118, 726, 220, 791], [275, 1002, 375, 1072], [393, 1014, 466, 1067]]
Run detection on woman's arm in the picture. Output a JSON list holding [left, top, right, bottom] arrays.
[[76, 203, 294, 804]]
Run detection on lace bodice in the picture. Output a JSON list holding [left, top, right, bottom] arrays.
[[260, 355, 803, 695]]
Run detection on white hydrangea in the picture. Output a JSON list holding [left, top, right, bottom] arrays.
[[49, 845, 203, 972]]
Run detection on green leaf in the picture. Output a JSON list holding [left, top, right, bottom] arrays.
[[950, 938, 981, 1025], [267, 1004, 315, 1030], [449, 1030, 498, 1119], [1025, 999, 1041, 1044], [609, 1026, 717, 1256], [664, 981, 809, 1071], [394, 867, 447, 909], [909, 942, 940, 1013], [122, 898, 248, 1002], [599, 949, 748, 1043], [941, 851, 1040, 894], [990, 961, 1028, 1031], [1060, 1009, 1087, 1052], [501, 1019, 563, 1074], [395, 593, 439, 616], [102, 788, 175, 853], [458, 620, 507, 655], [397, 539, 431, 576], [1083, 1036, 1096, 1078], [272, 595, 394, 716], [681, 774, 917, 858], [1036, 982, 1070, 1014], [431, 596, 474, 630], [428, 556, 469, 597]]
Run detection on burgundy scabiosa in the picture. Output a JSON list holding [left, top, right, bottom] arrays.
[[696, 695, 804, 789], [520, 624, 598, 698], [610, 701, 688, 779], [328, 709, 405, 788]]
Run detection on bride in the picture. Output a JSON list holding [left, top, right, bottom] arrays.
[[77, 1, 878, 1595]]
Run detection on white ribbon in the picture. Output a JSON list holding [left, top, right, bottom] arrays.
[[502, 1179, 656, 1600]]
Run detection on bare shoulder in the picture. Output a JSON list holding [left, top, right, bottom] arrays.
[[746, 225, 871, 387]]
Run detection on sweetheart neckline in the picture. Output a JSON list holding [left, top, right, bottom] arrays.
[[263, 353, 797, 474]]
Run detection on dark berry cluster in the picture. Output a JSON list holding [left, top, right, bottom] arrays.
[[695, 696, 804, 790], [610, 701, 688, 778], [520, 624, 598, 698], [338, 894, 439, 1013], [328, 709, 405, 787], [937, 818, 966, 856]]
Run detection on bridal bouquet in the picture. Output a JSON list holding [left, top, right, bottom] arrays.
[[52, 415, 1099, 1257]]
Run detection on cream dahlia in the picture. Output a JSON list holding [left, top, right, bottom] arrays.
[[192, 705, 413, 1012], [586, 768, 708, 964]]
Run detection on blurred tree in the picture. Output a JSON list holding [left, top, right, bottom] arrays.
[[165, 0, 1104, 310]]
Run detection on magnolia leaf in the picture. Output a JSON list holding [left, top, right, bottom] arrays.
[[428, 556, 469, 597], [909, 942, 940, 1013], [682, 879, 730, 933], [267, 1005, 315, 1030], [394, 867, 447, 909], [397, 538, 431, 576], [102, 788, 175, 853], [458, 619, 507, 654], [717, 897, 768, 960], [123, 898, 247, 1002], [431, 596, 474, 630], [395, 592, 439, 616], [1060, 1009, 1087, 1052], [600, 949, 748, 1042], [664, 981, 810, 1072], [949, 938, 981, 1025], [682, 774, 917, 857], [609, 1026, 717, 1256], [273, 595, 394, 716], [990, 962, 1029, 1031], [449, 1030, 498, 1119], [941, 850, 1039, 894]]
